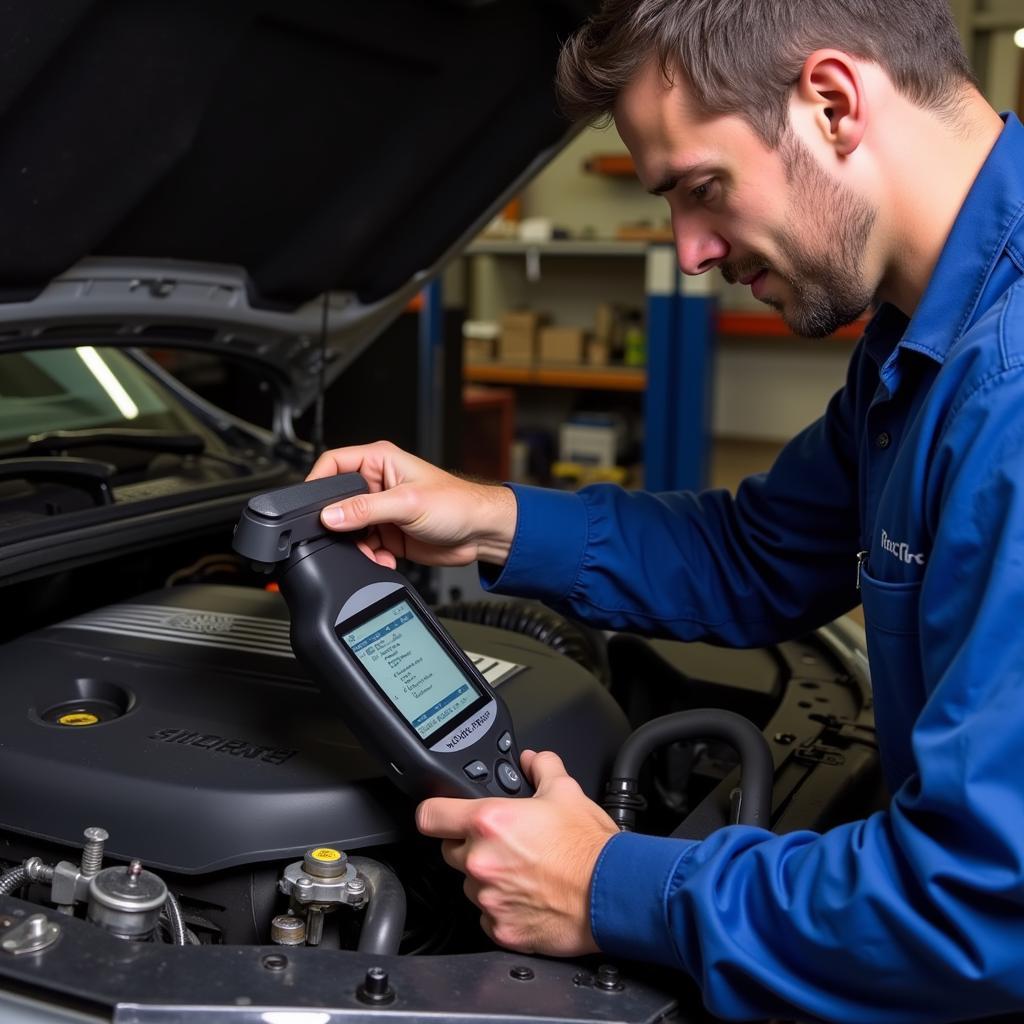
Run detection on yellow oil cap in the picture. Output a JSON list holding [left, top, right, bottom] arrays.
[[304, 846, 347, 878], [311, 848, 342, 862], [58, 712, 100, 727]]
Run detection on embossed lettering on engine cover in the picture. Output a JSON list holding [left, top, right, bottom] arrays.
[[148, 727, 297, 765]]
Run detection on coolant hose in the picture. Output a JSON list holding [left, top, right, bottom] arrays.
[[0, 866, 27, 896], [604, 709, 774, 831], [348, 856, 406, 956]]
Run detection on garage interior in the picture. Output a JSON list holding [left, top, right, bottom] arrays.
[[1, 1, 1023, 1021]]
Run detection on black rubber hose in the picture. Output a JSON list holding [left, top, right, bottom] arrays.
[[604, 709, 774, 832], [435, 599, 609, 686], [348, 856, 407, 956]]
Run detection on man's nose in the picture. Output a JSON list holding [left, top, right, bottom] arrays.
[[673, 218, 729, 276]]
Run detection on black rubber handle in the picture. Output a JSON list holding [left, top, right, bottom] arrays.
[[232, 473, 368, 565]]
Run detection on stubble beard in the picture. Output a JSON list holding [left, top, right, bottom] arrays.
[[724, 133, 878, 339]]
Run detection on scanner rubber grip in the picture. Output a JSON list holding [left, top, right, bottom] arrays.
[[232, 473, 368, 564]]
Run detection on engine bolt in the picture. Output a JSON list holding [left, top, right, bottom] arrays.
[[23, 857, 51, 883], [509, 965, 535, 981], [262, 953, 288, 971], [80, 827, 108, 877], [595, 964, 624, 992], [271, 914, 306, 946], [357, 966, 395, 1005]]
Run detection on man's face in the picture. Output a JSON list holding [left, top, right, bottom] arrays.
[[614, 61, 878, 337]]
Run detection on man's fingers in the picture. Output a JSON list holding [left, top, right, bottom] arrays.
[[321, 486, 417, 533], [355, 537, 398, 569], [306, 447, 377, 482], [416, 796, 478, 839], [524, 750, 570, 788], [440, 837, 467, 873]]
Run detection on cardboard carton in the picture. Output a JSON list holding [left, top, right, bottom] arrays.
[[538, 325, 586, 364], [499, 310, 543, 364]]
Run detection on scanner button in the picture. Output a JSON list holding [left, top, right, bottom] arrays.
[[496, 760, 522, 794], [463, 760, 489, 781], [497, 731, 512, 753]]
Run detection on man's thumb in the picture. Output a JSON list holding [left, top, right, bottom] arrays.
[[321, 488, 409, 532]]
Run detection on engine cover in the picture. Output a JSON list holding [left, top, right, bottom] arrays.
[[0, 585, 629, 873]]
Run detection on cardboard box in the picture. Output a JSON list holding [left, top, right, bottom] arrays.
[[463, 337, 495, 363], [587, 338, 611, 366], [538, 326, 586, 364], [499, 310, 542, 364], [462, 320, 498, 363], [594, 303, 618, 345]]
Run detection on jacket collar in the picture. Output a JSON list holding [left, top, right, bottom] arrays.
[[861, 113, 1024, 376], [896, 112, 1024, 366]]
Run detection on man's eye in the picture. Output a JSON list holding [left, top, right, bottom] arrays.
[[691, 180, 715, 202]]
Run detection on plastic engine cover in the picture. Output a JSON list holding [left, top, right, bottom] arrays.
[[0, 585, 629, 873]]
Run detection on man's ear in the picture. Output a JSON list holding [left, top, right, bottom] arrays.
[[795, 49, 866, 157]]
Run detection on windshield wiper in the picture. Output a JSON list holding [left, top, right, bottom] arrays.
[[1, 429, 255, 475], [0, 457, 116, 506], [17, 429, 206, 457]]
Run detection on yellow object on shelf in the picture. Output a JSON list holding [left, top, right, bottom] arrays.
[[551, 461, 630, 489]]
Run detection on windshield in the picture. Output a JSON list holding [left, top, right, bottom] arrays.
[[0, 347, 197, 443]]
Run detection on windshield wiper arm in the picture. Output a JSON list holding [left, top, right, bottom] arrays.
[[0, 457, 116, 506], [20, 429, 206, 457]]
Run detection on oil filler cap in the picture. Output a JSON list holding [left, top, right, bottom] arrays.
[[304, 847, 347, 879]]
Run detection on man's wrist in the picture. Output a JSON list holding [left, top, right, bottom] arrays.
[[473, 483, 517, 566]]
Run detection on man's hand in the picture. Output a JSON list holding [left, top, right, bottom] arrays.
[[416, 750, 619, 956], [306, 440, 517, 568]]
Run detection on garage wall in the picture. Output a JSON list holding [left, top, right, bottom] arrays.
[[505, 8, 1022, 444]]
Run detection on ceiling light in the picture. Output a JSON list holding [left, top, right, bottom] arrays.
[[1014, 27, 1024, 48], [77, 346, 139, 420]]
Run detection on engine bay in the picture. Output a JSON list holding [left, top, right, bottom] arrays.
[[0, 581, 881, 1020]]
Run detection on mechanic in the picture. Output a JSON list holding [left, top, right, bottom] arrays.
[[308, 1, 1024, 1020]]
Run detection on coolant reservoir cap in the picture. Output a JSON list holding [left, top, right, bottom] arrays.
[[304, 847, 347, 878], [89, 863, 167, 913]]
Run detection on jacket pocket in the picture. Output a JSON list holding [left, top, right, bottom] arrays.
[[858, 561, 924, 789], [859, 560, 922, 636]]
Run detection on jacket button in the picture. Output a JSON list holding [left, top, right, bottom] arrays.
[[875, 432, 891, 449]]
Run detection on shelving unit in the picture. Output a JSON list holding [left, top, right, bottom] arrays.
[[466, 239, 648, 257], [718, 312, 865, 341], [456, 235, 865, 490], [464, 364, 645, 391]]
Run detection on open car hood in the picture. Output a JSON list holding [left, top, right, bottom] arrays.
[[0, 0, 591, 412]]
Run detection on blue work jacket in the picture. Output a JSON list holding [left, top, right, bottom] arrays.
[[484, 114, 1024, 1022]]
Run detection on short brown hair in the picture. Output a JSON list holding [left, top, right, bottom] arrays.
[[556, 0, 978, 145]]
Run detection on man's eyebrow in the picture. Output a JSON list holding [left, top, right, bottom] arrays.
[[647, 163, 715, 196]]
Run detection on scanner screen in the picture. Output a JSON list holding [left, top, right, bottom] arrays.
[[340, 597, 484, 742]]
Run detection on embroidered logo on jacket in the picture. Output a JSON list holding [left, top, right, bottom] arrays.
[[880, 529, 926, 566]]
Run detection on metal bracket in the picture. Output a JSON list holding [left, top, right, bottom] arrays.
[[808, 713, 879, 749], [49, 861, 88, 910], [1, 914, 61, 956], [794, 744, 847, 768]]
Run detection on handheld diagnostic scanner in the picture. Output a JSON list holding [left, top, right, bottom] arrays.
[[232, 474, 532, 801]]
